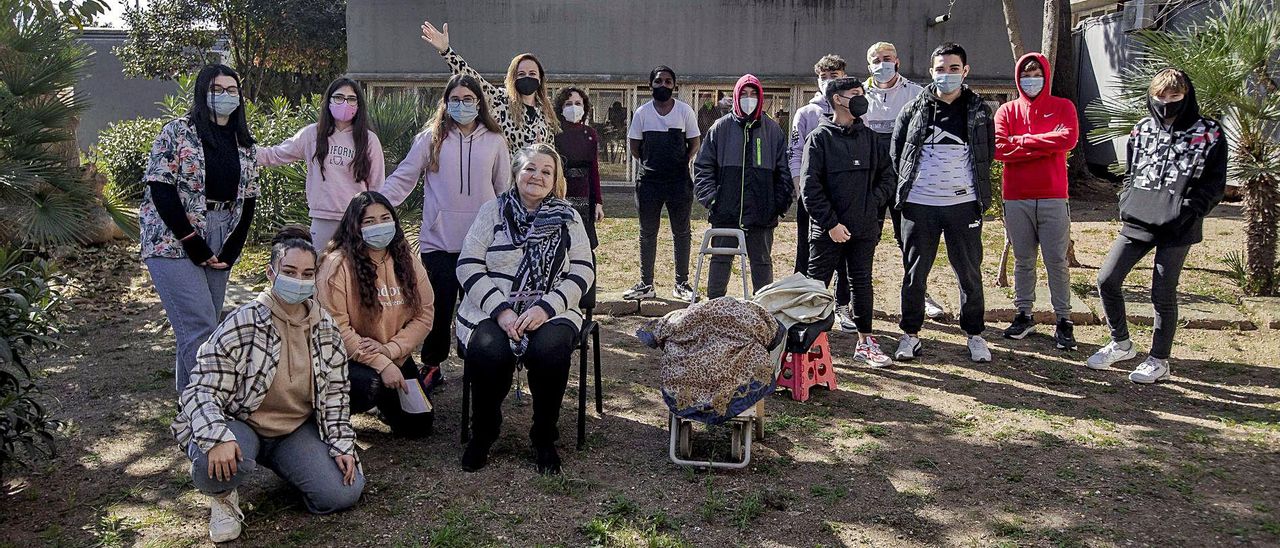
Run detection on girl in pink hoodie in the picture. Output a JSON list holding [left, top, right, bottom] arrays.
[[381, 74, 511, 387], [257, 77, 386, 248]]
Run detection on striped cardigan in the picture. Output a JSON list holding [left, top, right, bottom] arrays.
[[171, 292, 356, 458], [455, 199, 595, 349]]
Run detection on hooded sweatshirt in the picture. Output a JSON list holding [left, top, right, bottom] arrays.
[[788, 92, 830, 184], [693, 74, 793, 229], [317, 248, 435, 373], [246, 291, 319, 437], [256, 123, 386, 221], [381, 125, 512, 253], [1118, 71, 1226, 247], [801, 115, 896, 240], [863, 73, 925, 136], [994, 52, 1079, 201]]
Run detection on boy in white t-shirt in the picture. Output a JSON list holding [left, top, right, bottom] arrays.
[[624, 65, 702, 302]]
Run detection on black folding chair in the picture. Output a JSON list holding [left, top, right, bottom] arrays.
[[460, 281, 604, 450]]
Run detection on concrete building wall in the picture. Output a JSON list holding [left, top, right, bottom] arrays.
[[346, 0, 1045, 86], [73, 29, 180, 150]]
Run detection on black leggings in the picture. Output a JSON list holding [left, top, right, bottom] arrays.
[[348, 357, 433, 438], [464, 318, 577, 446], [420, 251, 462, 366]]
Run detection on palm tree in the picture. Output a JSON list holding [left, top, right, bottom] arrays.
[[0, 0, 95, 246], [1085, 0, 1280, 296]]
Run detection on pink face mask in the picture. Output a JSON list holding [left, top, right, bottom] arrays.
[[329, 102, 358, 122]]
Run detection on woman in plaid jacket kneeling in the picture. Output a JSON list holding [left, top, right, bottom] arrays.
[[171, 227, 363, 543]]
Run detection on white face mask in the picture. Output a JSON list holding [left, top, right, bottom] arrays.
[[562, 104, 585, 123], [871, 62, 897, 84], [818, 78, 830, 93], [739, 97, 758, 115]]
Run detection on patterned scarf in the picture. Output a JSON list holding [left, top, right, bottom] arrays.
[[498, 190, 575, 358]]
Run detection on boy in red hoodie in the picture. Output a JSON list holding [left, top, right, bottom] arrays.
[[994, 53, 1079, 350]]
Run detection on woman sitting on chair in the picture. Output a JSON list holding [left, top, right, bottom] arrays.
[[456, 143, 594, 475]]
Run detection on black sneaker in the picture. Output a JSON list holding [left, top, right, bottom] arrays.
[[1055, 318, 1077, 350], [460, 440, 492, 472], [623, 282, 656, 301], [1003, 312, 1036, 340], [834, 304, 856, 331], [672, 281, 697, 303], [534, 445, 561, 475], [420, 363, 445, 394]]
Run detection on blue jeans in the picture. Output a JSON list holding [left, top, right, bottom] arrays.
[[186, 419, 365, 515], [145, 210, 234, 393]]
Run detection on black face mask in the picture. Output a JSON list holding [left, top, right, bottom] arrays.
[[651, 85, 673, 102], [514, 76, 540, 96], [844, 95, 869, 118], [1151, 97, 1186, 121]]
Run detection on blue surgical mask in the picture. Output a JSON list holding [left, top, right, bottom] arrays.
[[448, 102, 479, 125], [933, 72, 965, 94], [871, 62, 897, 84], [361, 221, 396, 250], [1020, 77, 1045, 98], [271, 271, 315, 304], [207, 92, 240, 117]]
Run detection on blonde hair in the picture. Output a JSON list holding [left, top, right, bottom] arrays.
[[1149, 68, 1189, 96], [867, 42, 898, 63], [505, 53, 561, 134], [512, 143, 566, 199]]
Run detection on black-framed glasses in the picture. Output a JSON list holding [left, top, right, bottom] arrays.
[[330, 94, 359, 105], [447, 97, 479, 107], [210, 85, 240, 97]]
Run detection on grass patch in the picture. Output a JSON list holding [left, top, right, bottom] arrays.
[[810, 485, 847, 503]]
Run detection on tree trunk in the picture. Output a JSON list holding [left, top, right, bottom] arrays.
[[1002, 0, 1028, 60], [1042, 0, 1062, 61], [1244, 172, 1279, 295]]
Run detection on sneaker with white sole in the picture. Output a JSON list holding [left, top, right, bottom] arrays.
[[1003, 312, 1036, 340], [968, 335, 992, 362], [855, 336, 894, 367], [622, 282, 656, 301], [834, 304, 857, 331], [1129, 356, 1171, 384], [894, 334, 922, 361], [672, 281, 697, 303], [1086, 340, 1137, 370], [924, 293, 946, 320], [208, 489, 244, 543]]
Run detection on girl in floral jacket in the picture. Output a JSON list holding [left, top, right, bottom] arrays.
[[138, 64, 259, 393]]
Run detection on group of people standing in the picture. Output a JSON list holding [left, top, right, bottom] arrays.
[[134, 17, 1226, 543]]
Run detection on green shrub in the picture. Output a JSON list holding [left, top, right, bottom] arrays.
[[88, 117, 166, 200], [0, 246, 65, 479], [987, 159, 1005, 219]]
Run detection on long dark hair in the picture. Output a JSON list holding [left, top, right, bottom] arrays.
[[314, 77, 374, 184], [326, 191, 420, 317], [189, 64, 255, 149], [426, 74, 503, 173]]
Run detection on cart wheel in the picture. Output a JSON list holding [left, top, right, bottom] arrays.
[[730, 423, 744, 462], [678, 420, 692, 458]]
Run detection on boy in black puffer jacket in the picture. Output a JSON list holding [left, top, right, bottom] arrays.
[[1087, 68, 1227, 384], [693, 73, 793, 298], [801, 76, 897, 367]]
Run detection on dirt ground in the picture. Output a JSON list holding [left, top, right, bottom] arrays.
[[2, 201, 1278, 547]]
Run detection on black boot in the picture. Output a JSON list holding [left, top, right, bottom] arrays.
[[460, 440, 492, 472], [534, 445, 561, 475]]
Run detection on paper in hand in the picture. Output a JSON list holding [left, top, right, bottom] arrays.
[[398, 379, 433, 414]]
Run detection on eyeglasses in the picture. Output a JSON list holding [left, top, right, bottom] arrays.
[[330, 94, 359, 105], [210, 85, 240, 97], [447, 97, 479, 107]]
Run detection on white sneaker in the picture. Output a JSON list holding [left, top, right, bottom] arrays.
[[924, 294, 946, 320], [1086, 340, 1137, 370], [1129, 356, 1171, 384], [208, 489, 244, 543], [622, 282, 656, 301], [968, 335, 992, 363], [855, 336, 894, 367], [894, 334, 922, 361]]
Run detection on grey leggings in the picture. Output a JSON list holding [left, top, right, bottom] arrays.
[[186, 419, 365, 514], [1097, 235, 1191, 359]]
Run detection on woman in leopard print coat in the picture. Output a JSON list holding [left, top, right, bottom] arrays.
[[421, 19, 559, 154]]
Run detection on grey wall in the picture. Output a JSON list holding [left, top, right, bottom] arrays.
[[74, 29, 180, 150], [347, 0, 1046, 85]]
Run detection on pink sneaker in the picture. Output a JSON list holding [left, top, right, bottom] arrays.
[[855, 336, 894, 368]]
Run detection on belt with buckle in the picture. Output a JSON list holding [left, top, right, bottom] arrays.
[[206, 200, 235, 211]]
